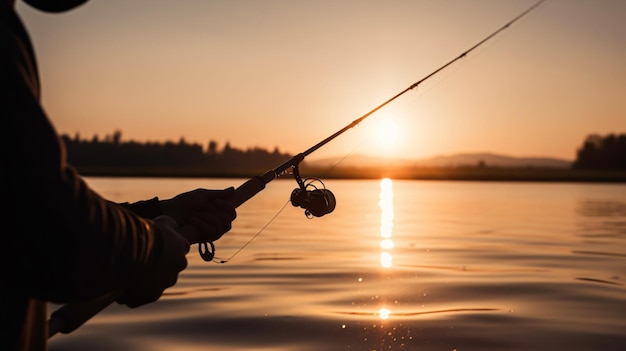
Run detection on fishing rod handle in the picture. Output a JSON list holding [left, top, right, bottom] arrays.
[[231, 170, 277, 208], [48, 291, 122, 338]]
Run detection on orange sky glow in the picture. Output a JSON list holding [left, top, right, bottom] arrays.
[[18, 0, 626, 161]]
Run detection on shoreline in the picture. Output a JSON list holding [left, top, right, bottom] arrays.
[[76, 166, 626, 183]]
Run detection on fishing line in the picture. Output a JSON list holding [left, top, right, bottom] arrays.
[[316, 138, 364, 177], [211, 199, 291, 264]]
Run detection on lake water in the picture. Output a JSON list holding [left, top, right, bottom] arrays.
[[48, 177, 626, 351]]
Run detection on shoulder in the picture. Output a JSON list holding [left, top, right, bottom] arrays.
[[1, 4, 40, 97]]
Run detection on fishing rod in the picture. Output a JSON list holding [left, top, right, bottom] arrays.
[[201, 0, 547, 262], [48, 0, 545, 338]]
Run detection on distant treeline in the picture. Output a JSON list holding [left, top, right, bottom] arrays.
[[574, 133, 626, 170], [60, 131, 626, 178], [61, 130, 292, 176]]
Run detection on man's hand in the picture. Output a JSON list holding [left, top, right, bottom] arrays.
[[117, 215, 189, 308], [160, 187, 237, 244]]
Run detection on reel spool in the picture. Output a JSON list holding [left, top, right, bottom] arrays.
[[290, 183, 336, 218], [290, 165, 336, 218]]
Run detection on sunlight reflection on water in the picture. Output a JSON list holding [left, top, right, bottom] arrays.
[[379, 178, 394, 269]]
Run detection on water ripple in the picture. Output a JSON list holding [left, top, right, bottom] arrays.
[[575, 277, 622, 286], [572, 250, 626, 258]]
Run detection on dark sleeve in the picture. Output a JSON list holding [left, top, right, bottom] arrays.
[[1, 7, 164, 304], [118, 197, 163, 219]]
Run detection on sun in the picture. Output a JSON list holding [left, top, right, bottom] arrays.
[[371, 118, 402, 154]]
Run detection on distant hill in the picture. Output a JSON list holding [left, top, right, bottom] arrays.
[[306, 152, 572, 169], [413, 153, 572, 168]]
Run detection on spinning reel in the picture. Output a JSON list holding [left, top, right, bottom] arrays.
[[289, 164, 336, 218]]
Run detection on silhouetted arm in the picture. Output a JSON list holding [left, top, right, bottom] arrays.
[[1, 3, 170, 305]]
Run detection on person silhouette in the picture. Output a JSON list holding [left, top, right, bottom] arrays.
[[1, 1, 237, 350]]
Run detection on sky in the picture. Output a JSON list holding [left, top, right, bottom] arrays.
[[16, 0, 626, 162]]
